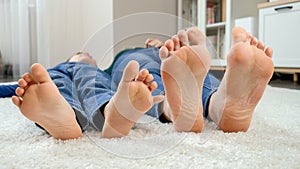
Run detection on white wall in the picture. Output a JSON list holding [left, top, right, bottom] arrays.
[[47, 0, 84, 66], [113, 0, 178, 55], [41, 0, 177, 67], [45, 0, 113, 67]]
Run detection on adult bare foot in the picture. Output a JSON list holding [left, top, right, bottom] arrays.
[[208, 27, 274, 132], [12, 63, 82, 140], [101, 61, 164, 138], [159, 28, 211, 132]]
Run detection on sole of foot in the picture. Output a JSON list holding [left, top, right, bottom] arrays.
[[12, 63, 82, 140], [160, 28, 211, 133], [209, 27, 274, 132]]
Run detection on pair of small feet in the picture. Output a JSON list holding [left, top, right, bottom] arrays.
[[12, 27, 274, 140], [12, 61, 163, 139]]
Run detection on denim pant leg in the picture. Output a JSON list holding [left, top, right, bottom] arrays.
[[202, 73, 220, 118], [70, 62, 114, 131], [0, 84, 18, 97], [48, 63, 86, 129], [111, 48, 164, 119], [48, 62, 114, 131]]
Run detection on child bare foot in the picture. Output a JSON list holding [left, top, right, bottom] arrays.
[[209, 27, 274, 132], [101, 61, 164, 138], [159, 28, 211, 132], [12, 63, 82, 140]]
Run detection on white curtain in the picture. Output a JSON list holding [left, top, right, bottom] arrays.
[[35, 0, 50, 68], [0, 0, 49, 78]]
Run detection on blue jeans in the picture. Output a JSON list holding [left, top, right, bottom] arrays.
[[47, 47, 220, 131], [0, 84, 18, 98]]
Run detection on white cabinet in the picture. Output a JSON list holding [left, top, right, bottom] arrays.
[[259, 1, 300, 68], [178, 0, 266, 67]]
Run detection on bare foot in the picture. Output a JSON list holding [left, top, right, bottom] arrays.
[[101, 61, 164, 138], [12, 63, 82, 140], [159, 28, 211, 132], [208, 27, 274, 132]]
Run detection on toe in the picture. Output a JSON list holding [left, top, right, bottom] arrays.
[[22, 73, 35, 85], [187, 27, 206, 45], [15, 87, 25, 97], [149, 81, 158, 92], [172, 35, 180, 50], [257, 41, 265, 51], [18, 79, 28, 88], [178, 30, 189, 46], [152, 94, 164, 104], [265, 47, 273, 58], [144, 74, 154, 84], [250, 36, 258, 46], [136, 69, 148, 81], [231, 27, 249, 44], [30, 63, 52, 83], [159, 46, 169, 59], [122, 60, 139, 82], [12, 96, 22, 108], [164, 39, 174, 51]]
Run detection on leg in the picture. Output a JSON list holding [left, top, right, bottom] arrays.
[[68, 62, 114, 131], [12, 63, 82, 140], [159, 28, 211, 132], [0, 84, 18, 97], [208, 27, 274, 132], [102, 61, 164, 138]]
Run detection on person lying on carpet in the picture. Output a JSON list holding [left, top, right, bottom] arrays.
[[0, 38, 164, 98], [0, 38, 165, 98], [11, 27, 274, 140]]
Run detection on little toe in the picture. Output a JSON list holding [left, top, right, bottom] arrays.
[[178, 30, 189, 46], [152, 94, 164, 104], [148, 81, 158, 92], [12, 96, 22, 108], [265, 47, 273, 57]]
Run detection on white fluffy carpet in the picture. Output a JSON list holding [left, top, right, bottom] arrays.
[[0, 85, 299, 168]]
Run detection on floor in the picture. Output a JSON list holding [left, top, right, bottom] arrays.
[[1, 72, 300, 90], [210, 70, 300, 90], [268, 73, 300, 90]]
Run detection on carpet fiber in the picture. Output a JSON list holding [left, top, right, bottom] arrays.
[[0, 86, 299, 168]]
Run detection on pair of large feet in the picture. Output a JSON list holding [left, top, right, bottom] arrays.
[[156, 27, 273, 133], [160, 27, 273, 133]]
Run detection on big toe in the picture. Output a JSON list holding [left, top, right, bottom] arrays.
[[30, 63, 52, 83], [122, 60, 140, 82], [187, 28, 206, 45], [232, 27, 250, 44]]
